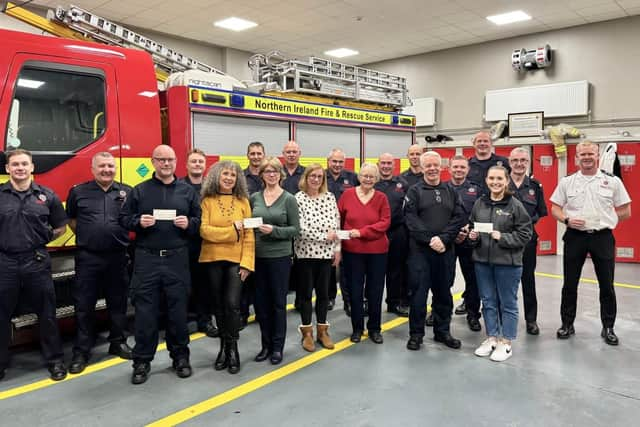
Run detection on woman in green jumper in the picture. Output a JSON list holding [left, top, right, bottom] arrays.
[[251, 157, 300, 365]]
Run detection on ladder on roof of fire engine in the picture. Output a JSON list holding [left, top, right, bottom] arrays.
[[51, 4, 225, 77], [249, 51, 410, 109]]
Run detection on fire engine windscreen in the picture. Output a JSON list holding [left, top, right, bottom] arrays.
[[8, 66, 106, 153]]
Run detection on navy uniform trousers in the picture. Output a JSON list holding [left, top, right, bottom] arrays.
[[73, 249, 129, 356], [131, 247, 190, 362], [0, 250, 63, 369]]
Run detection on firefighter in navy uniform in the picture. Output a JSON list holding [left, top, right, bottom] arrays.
[[551, 141, 631, 345], [0, 149, 68, 381], [447, 155, 482, 331], [240, 141, 265, 328], [375, 153, 410, 316], [467, 131, 510, 196], [326, 148, 359, 314], [181, 148, 218, 338], [405, 151, 466, 351], [66, 152, 134, 374], [400, 144, 424, 188], [508, 147, 548, 335], [120, 145, 201, 385]]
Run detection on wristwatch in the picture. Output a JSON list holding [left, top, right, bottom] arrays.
[[564, 217, 570, 225]]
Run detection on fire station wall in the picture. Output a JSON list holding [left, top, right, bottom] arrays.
[[191, 113, 289, 167], [365, 16, 640, 133]]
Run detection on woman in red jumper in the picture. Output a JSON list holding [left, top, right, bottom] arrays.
[[338, 163, 391, 344]]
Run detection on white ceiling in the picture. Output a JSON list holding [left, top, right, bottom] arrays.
[[31, 0, 640, 64]]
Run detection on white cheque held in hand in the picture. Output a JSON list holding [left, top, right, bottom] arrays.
[[243, 217, 264, 229], [474, 222, 494, 233], [153, 209, 177, 221]]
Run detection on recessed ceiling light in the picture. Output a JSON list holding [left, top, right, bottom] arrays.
[[214, 17, 258, 32], [324, 48, 359, 58], [486, 10, 531, 26]]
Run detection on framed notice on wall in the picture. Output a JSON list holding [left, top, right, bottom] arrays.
[[508, 111, 544, 137]]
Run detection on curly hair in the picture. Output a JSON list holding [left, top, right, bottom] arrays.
[[201, 160, 248, 200]]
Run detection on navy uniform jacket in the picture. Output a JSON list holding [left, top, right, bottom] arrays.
[[400, 169, 423, 189], [374, 176, 408, 229], [447, 179, 480, 218], [119, 174, 201, 250], [404, 180, 466, 252], [282, 164, 305, 194], [66, 180, 131, 252], [510, 175, 547, 236], [0, 182, 67, 253], [467, 153, 511, 196], [327, 169, 359, 201], [244, 168, 264, 195], [180, 176, 203, 259]]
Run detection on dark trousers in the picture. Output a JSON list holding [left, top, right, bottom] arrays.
[[204, 261, 242, 340], [0, 250, 63, 369], [189, 255, 212, 327], [455, 245, 480, 320], [329, 263, 348, 303], [342, 251, 387, 333], [254, 256, 291, 353], [73, 249, 129, 356], [521, 236, 538, 322], [408, 248, 454, 338], [385, 226, 409, 308], [297, 259, 332, 325], [561, 229, 616, 328], [240, 275, 255, 320], [131, 247, 190, 362]]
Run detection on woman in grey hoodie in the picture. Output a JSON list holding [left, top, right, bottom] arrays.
[[468, 166, 531, 362]]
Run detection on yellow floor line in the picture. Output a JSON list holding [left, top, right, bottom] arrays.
[[146, 291, 463, 427], [535, 271, 640, 290]]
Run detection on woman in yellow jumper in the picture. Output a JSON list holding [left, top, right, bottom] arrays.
[[199, 161, 255, 374]]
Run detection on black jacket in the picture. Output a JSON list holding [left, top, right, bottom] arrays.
[[469, 194, 532, 266], [119, 174, 201, 250]]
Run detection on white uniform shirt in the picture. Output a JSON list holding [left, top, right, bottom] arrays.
[[550, 170, 631, 230]]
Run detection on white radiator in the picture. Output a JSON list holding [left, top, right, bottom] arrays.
[[402, 97, 436, 126], [485, 80, 589, 122]]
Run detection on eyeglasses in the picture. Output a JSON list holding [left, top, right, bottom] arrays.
[[308, 174, 324, 181], [263, 170, 279, 175], [153, 157, 176, 163], [360, 175, 376, 180]]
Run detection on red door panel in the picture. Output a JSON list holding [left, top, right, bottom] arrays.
[[432, 147, 456, 182], [532, 145, 557, 255]]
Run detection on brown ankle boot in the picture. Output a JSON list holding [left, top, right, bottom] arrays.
[[299, 325, 315, 352], [316, 323, 335, 349]]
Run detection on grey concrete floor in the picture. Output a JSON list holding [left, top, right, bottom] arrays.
[[1, 255, 639, 427]]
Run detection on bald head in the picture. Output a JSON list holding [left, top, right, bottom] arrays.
[[151, 145, 177, 182], [472, 131, 492, 160], [283, 140, 301, 167], [378, 152, 395, 180]]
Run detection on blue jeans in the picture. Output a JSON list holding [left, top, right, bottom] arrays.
[[474, 263, 522, 341]]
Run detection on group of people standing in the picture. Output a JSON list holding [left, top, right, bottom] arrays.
[[0, 131, 630, 382]]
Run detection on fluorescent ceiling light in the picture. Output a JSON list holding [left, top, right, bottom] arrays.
[[324, 48, 359, 58], [214, 17, 258, 32], [17, 79, 45, 89], [486, 10, 531, 25]]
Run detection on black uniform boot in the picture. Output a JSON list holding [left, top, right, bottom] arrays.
[[227, 339, 240, 374], [214, 337, 228, 371]]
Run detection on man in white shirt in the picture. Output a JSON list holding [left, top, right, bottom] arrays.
[[550, 141, 631, 345]]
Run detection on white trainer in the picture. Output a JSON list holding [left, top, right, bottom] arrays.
[[474, 337, 497, 357], [490, 342, 513, 362]]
